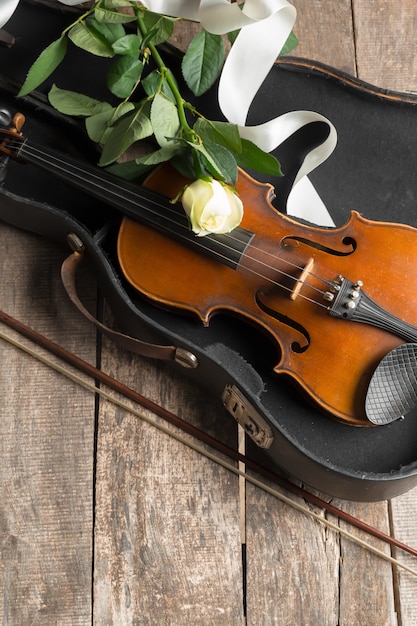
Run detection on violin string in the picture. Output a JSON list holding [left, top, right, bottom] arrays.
[[10, 138, 331, 307], [10, 138, 331, 305], [10, 137, 327, 286]]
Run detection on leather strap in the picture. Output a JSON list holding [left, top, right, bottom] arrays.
[[61, 250, 179, 362]]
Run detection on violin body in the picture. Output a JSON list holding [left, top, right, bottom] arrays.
[[119, 165, 417, 426], [4, 0, 417, 501]]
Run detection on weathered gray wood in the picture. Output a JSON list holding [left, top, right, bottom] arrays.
[[292, 0, 356, 74], [390, 488, 417, 626], [244, 1, 417, 625], [352, 2, 417, 624], [353, 0, 417, 94], [2, 2, 417, 625], [337, 501, 398, 625], [0, 225, 96, 624], [245, 481, 340, 625], [93, 336, 245, 624]]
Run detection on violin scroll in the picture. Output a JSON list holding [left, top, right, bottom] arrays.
[[0, 107, 12, 128], [0, 107, 25, 179], [0, 110, 25, 161]]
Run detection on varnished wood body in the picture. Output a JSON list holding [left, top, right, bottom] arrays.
[[118, 165, 417, 426]]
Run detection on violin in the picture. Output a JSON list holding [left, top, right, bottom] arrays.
[[2, 112, 417, 427]]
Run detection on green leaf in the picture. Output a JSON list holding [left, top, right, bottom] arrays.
[[203, 141, 238, 184], [190, 141, 238, 184], [136, 143, 182, 166], [142, 11, 175, 45], [150, 93, 180, 148], [90, 18, 126, 45], [85, 102, 135, 143], [182, 29, 225, 96], [95, 7, 136, 24], [103, 0, 133, 7], [227, 29, 240, 45], [112, 34, 141, 56], [141, 69, 161, 96], [107, 56, 144, 98], [280, 31, 298, 56], [194, 119, 241, 153], [236, 138, 283, 177], [142, 69, 176, 101], [140, 27, 159, 51], [48, 84, 112, 117], [68, 21, 115, 57], [99, 100, 153, 165], [18, 36, 68, 97]]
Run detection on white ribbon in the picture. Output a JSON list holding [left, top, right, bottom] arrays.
[[0, 0, 19, 28], [3, 0, 337, 225]]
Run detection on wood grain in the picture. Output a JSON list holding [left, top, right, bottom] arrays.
[[0, 226, 96, 624], [245, 482, 340, 625], [337, 501, 397, 625], [93, 337, 244, 623], [1, 1, 417, 625], [353, 0, 417, 94], [293, 0, 356, 74], [390, 490, 417, 626]]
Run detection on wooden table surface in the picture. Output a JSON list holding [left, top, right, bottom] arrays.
[[1, 1, 417, 624]]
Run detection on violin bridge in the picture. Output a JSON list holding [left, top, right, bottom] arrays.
[[290, 257, 315, 301]]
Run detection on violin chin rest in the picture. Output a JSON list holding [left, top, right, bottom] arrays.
[[366, 344, 417, 425]]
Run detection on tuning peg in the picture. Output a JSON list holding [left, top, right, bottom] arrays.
[[11, 112, 25, 133]]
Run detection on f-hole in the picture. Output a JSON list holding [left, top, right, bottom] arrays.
[[256, 290, 310, 353], [280, 235, 356, 257]]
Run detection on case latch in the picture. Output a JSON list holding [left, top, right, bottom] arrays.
[[222, 384, 274, 449]]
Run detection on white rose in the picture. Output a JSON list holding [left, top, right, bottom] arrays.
[[181, 179, 243, 237]]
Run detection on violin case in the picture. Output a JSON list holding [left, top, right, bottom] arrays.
[[2, 0, 417, 501]]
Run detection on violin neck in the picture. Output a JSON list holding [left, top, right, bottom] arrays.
[[19, 140, 252, 269]]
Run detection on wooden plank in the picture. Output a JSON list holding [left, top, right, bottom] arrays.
[[92, 2, 417, 624], [338, 501, 397, 625], [93, 335, 245, 624], [245, 482, 340, 624], [2, 2, 416, 625], [246, 480, 398, 625], [353, 2, 417, 624], [245, 1, 414, 624], [353, 0, 417, 94], [292, 0, 356, 74], [390, 488, 417, 626], [0, 225, 96, 624]]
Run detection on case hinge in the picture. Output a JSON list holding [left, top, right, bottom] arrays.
[[222, 384, 274, 449]]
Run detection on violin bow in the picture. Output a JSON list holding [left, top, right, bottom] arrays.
[[1, 307, 417, 577]]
